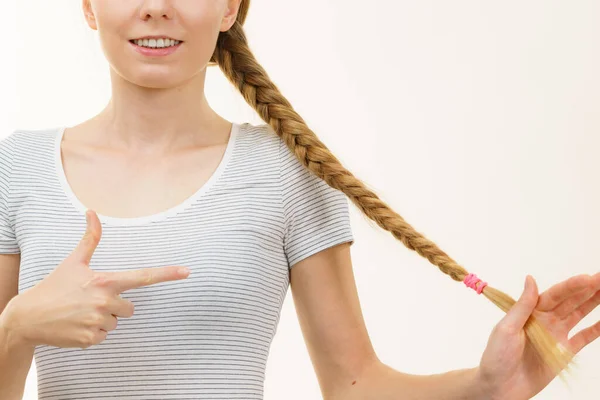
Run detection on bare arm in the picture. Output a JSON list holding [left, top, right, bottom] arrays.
[[0, 299, 36, 400], [0, 251, 34, 400], [330, 360, 485, 400], [290, 244, 487, 400]]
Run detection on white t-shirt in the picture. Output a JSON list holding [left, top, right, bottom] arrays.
[[0, 121, 354, 399]]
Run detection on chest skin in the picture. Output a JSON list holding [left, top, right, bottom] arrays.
[[58, 125, 230, 219]]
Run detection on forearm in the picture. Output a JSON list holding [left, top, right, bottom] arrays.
[[330, 361, 487, 400], [0, 300, 36, 400]]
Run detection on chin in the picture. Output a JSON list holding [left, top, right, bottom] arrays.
[[120, 68, 188, 89]]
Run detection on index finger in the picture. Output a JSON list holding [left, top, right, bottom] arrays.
[[536, 274, 593, 311], [105, 266, 191, 293]]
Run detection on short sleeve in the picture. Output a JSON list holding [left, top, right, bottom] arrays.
[[279, 138, 354, 269], [0, 134, 19, 254]]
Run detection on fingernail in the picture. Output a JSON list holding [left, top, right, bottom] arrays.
[[179, 267, 191, 276]]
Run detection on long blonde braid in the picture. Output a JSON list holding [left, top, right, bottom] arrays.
[[209, 0, 574, 378]]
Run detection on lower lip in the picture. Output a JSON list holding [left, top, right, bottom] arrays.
[[129, 40, 182, 57]]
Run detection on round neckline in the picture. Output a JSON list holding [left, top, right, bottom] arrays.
[[54, 122, 240, 227]]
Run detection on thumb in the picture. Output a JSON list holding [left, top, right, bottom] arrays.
[[71, 209, 102, 265], [500, 275, 539, 332]]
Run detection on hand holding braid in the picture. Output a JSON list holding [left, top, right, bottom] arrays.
[[207, 1, 599, 391]]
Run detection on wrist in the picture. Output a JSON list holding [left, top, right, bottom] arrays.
[[472, 366, 499, 400], [0, 298, 36, 351]]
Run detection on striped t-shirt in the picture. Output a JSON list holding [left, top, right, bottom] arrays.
[[0, 122, 354, 399]]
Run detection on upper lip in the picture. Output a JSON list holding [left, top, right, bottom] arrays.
[[130, 35, 182, 41]]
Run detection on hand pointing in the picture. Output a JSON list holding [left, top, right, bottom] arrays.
[[1, 210, 191, 349]]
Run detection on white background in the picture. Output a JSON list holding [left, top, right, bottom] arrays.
[[2, 1, 598, 399]]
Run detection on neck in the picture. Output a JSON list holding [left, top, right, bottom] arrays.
[[91, 66, 227, 153]]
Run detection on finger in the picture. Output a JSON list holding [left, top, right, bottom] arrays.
[[536, 274, 592, 312], [105, 297, 136, 319], [564, 290, 600, 331], [107, 266, 191, 293], [568, 320, 600, 354], [557, 273, 599, 313], [554, 273, 600, 319], [554, 289, 597, 320], [100, 314, 118, 332], [71, 210, 102, 265], [500, 275, 539, 332]]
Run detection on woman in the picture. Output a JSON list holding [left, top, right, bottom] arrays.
[[0, 1, 598, 399]]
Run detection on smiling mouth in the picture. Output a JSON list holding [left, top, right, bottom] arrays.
[[129, 38, 184, 47]]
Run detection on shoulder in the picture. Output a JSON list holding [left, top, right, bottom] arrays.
[[238, 122, 317, 181], [2, 127, 58, 150], [0, 130, 23, 168], [238, 121, 282, 148], [234, 122, 286, 166], [0, 127, 61, 176]]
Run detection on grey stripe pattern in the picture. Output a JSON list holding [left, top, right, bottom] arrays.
[[0, 122, 354, 399]]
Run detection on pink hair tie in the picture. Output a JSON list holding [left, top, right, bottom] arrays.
[[463, 273, 487, 294]]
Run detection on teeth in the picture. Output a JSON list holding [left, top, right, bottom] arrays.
[[134, 38, 180, 48]]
